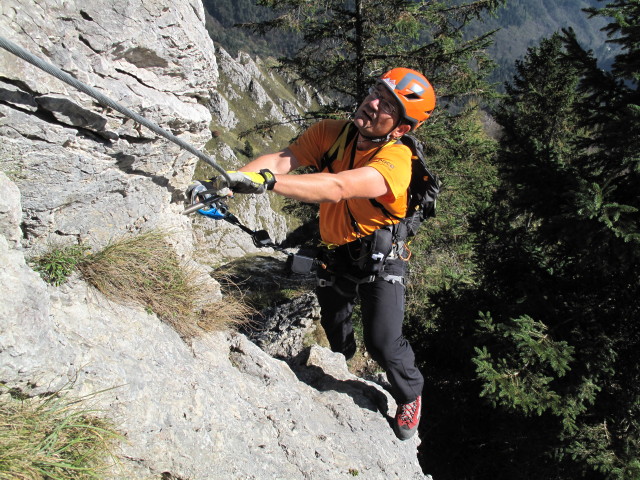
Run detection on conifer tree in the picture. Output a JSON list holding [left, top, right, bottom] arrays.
[[416, 33, 589, 479], [419, 3, 639, 478], [241, 0, 505, 112]]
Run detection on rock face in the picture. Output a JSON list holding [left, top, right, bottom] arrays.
[[0, 1, 428, 479], [0, 0, 287, 257], [1, 0, 209, 252], [0, 177, 425, 478]]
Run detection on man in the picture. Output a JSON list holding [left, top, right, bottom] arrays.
[[195, 68, 436, 440]]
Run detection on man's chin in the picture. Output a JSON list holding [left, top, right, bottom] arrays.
[[353, 117, 371, 133]]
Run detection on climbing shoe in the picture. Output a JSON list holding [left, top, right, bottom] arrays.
[[393, 395, 421, 440]]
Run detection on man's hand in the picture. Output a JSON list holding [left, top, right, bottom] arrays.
[[225, 169, 276, 194], [186, 179, 217, 205]]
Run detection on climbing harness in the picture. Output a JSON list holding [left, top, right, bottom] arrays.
[[0, 35, 230, 184]]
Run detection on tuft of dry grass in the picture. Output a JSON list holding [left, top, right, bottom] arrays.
[[0, 386, 120, 480], [77, 230, 251, 339], [196, 299, 254, 333], [197, 269, 257, 333]]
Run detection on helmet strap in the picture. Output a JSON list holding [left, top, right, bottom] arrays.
[[359, 132, 393, 143], [355, 117, 401, 144]]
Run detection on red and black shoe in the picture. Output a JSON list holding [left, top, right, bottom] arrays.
[[393, 396, 421, 440]]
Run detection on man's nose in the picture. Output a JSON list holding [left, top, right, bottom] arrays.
[[368, 97, 381, 111]]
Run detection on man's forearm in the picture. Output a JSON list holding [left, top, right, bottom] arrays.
[[272, 166, 389, 203], [238, 149, 389, 203], [270, 172, 345, 203]]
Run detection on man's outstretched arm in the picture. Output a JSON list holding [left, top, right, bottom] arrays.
[[229, 146, 388, 203]]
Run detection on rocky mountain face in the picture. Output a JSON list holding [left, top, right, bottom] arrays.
[[0, 1, 427, 478]]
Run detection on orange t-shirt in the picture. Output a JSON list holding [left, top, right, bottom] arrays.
[[288, 119, 411, 245]]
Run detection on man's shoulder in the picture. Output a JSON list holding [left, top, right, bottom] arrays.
[[290, 120, 352, 167], [374, 141, 412, 165], [388, 141, 412, 157], [310, 118, 351, 138]]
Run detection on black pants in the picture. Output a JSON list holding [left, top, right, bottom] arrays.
[[316, 255, 424, 404]]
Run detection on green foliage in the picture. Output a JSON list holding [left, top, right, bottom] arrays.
[[240, 139, 255, 158], [30, 244, 90, 286], [418, 4, 640, 479], [242, 0, 505, 110], [472, 312, 589, 425], [206, 0, 616, 96], [405, 105, 498, 322]]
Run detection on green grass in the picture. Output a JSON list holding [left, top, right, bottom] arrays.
[[0, 386, 121, 480], [30, 244, 90, 286]]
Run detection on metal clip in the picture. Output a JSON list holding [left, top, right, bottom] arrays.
[[317, 277, 335, 288]]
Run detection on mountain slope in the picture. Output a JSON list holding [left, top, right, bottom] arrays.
[[471, 0, 615, 87]]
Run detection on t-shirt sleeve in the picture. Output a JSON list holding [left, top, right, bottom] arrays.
[[367, 143, 412, 202]]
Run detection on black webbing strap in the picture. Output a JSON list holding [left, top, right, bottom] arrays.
[[320, 122, 359, 173]]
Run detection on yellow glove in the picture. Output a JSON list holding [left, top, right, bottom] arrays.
[[225, 169, 276, 194]]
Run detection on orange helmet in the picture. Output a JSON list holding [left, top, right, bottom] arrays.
[[378, 68, 436, 130]]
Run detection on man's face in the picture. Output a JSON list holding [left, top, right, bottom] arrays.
[[353, 85, 401, 138]]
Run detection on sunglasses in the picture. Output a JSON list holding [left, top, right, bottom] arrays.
[[367, 86, 398, 116]]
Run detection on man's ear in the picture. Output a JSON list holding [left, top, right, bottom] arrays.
[[393, 123, 412, 139]]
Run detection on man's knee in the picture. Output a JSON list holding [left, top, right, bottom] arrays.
[[366, 334, 412, 366]]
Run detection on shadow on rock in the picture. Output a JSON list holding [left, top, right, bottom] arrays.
[[289, 347, 390, 417]]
